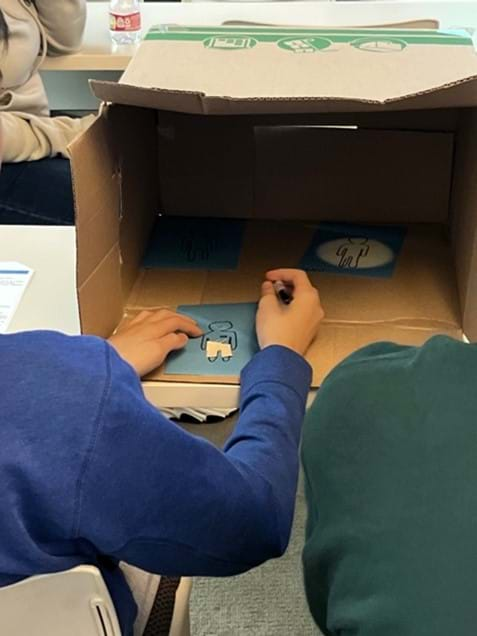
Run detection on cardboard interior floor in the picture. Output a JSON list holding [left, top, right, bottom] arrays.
[[69, 25, 477, 391], [126, 221, 461, 387]]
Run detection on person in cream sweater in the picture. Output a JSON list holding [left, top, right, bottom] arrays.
[[0, 0, 93, 223]]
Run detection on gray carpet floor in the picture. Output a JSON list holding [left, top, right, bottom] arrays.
[[179, 417, 323, 636]]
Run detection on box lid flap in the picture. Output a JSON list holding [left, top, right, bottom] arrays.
[[220, 19, 441, 30], [91, 25, 477, 114]]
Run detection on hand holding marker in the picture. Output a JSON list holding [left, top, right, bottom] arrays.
[[257, 270, 323, 356]]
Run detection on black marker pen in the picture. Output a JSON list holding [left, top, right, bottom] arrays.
[[273, 280, 294, 305]]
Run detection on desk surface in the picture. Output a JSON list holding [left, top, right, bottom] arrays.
[[41, 1, 477, 71], [1, 226, 80, 335]]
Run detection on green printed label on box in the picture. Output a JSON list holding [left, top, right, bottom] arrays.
[[145, 26, 474, 52]]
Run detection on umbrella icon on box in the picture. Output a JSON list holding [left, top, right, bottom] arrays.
[[351, 37, 407, 53]]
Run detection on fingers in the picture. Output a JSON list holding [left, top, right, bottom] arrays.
[[128, 308, 201, 333], [266, 269, 314, 293], [158, 332, 189, 357], [133, 332, 189, 377], [148, 316, 203, 339]]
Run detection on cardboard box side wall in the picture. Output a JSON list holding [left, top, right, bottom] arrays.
[[451, 109, 477, 341], [110, 106, 160, 300], [70, 115, 124, 338]]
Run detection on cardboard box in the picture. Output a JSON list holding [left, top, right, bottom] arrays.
[[69, 25, 477, 405]]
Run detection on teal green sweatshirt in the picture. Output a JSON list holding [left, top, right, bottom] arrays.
[[302, 336, 477, 636]]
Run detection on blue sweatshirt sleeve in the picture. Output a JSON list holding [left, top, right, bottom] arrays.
[[75, 344, 311, 576]]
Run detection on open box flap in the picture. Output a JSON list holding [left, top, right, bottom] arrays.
[[221, 20, 442, 30], [91, 25, 477, 114]]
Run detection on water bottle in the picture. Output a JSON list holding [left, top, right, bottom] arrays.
[[110, 0, 141, 46]]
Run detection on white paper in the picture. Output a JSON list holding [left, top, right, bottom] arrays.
[[0, 262, 34, 333]]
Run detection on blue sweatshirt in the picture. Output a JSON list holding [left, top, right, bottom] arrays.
[[0, 331, 311, 635]]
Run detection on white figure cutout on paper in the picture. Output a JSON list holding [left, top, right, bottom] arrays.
[[201, 321, 238, 363], [317, 238, 395, 270], [336, 237, 370, 269]]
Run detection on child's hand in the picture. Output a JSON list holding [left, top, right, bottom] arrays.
[[256, 269, 324, 356], [108, 309, 203, 377]]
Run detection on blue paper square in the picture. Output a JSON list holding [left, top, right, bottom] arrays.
[[142, 216, 245, 270], [300, 222, 407, 278], [165, 302, 259, 377]]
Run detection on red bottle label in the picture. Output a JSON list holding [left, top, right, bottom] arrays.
[[110, 12, 141, 32]]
